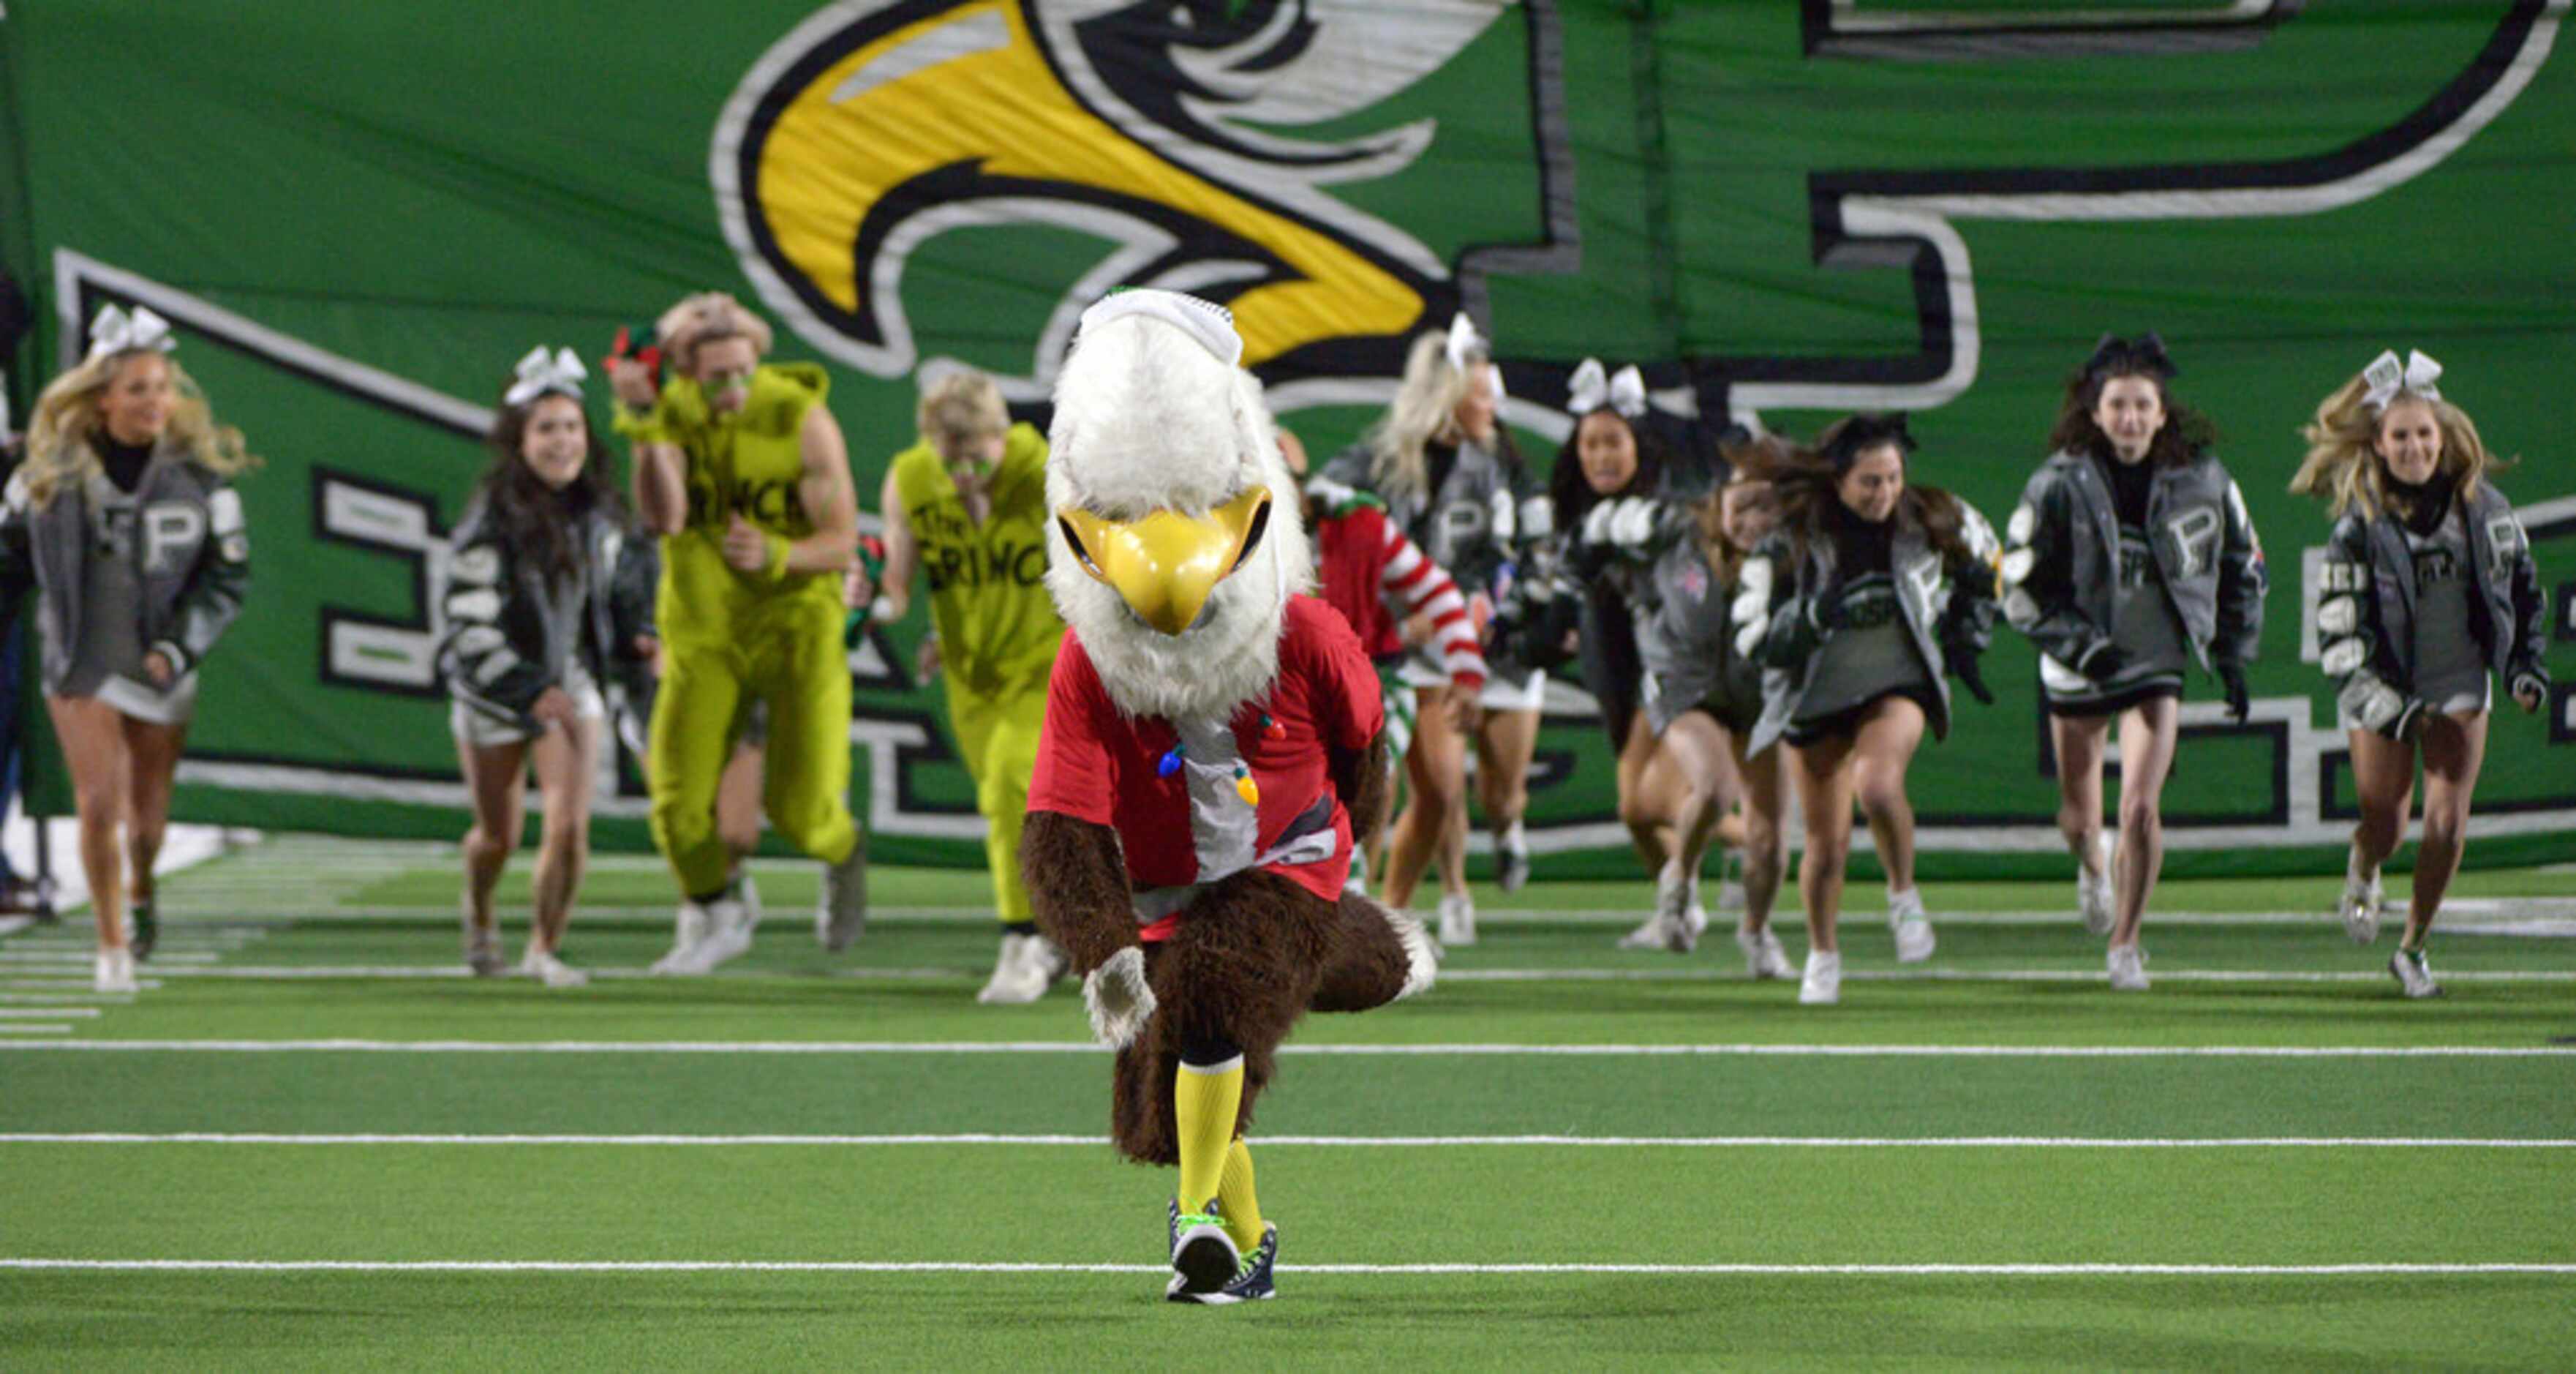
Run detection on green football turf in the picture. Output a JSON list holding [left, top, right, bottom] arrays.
[[3, 838, 2572, 1368]]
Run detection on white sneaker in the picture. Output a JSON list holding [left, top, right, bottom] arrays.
[[2078, 834, 2116, 938], [1887, 887, 1935, 964], [689, 896, 756, 972], [1436, 891, 1477, 947], [1657, 861, 1698, 953], [2340, 852, 2382, 945], [1496, 822, 1531, 893], [649, 901, 712, 976], [817, 835, 868, 950], [1615, 912, 1676, 950], [460, 893, 507, 978], [2389, 947, 2442, 999], [1798, 949, 1842, 1005], [1736, 926, 1795, 980], [976, 931, 1070, 1005], [94, 945, 137, 994], [520, 946, 590, 988], [2106, 942, 2150, 992]]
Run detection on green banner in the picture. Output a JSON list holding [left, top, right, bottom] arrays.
[[1, 1, 2569, 876]]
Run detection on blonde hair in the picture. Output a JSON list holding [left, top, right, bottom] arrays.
[[917, 369, 1007, 447], [1363, 330, 1480, 503], [2290, 372, 2509, 520], [20, 350, 256, 509], [654, 291, 774, 373]]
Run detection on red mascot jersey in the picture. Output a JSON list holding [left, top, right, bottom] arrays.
[[1027, 596, 1385, 909]]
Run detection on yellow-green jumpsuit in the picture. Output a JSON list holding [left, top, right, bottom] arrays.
[[887, 422, 1063, 922], [626, 364, 859, 896]]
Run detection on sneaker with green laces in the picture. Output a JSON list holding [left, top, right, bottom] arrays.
[[1166, 1205, 1240, 1300], [1172, 1222, 1278, 1305]]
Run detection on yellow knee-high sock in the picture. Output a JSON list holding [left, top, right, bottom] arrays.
[[1174, 1056, 1243, 1216], [1216, 1138, 1264, 1253]]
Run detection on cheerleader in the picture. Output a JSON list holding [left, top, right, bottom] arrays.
[[1998, 334, 2266, 991], [1735, 415, 1998, 1004], [1, 306, 252, 993], [1600, 440, 1796, 975], [439, 348, 630, 986], [2294, 350, 2547, 997], [1319, 315, 1549, 943]]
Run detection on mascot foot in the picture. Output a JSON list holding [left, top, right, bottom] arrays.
[[1171, 1220, 1278, 1305], [1167, 1209, 1240, 1300]]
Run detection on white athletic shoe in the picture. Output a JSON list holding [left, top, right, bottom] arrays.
[[1887, 887, 1935, 964], [460, 893, 507, 978], [2106, 942, 2150, 992], [1798, 949, 1842, 1005], [1436, 890, 1477, 947], [2389, 947, 2441, 999], [2078, 834, 2116, 938], [94, 945, 137, 994], [520, 946, 590, 989], [649, 901, 713, 976], [976, 931, 1070, 1005], [1736, 926, 1796, 980], [2340, 852, 2383, 945], [689, 896, 756, 972], [1496, 822, 1532, 893], [817, 835, 868, 951]]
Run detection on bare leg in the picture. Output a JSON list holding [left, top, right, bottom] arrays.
[[1614, 713, 1673, 874], [2406, 711, 2490, 948], [1849, 697, 1927, 896], [456, 734, 531, 940], [2346, 727, 2419, 882], [47, 697, 132, 949], [527, 716, 600, 955], [1788, 733, 1859, 955], [1473, 704, 1541, 852], [1385, 688, 1465, 909], [117, 716, 189, 913], [2051, 713, 2112, 878], [1660, 711, 1740, 892], [2107, 696, 2180, 948], [715, 738, 764, 871], [1728, 734, 1788, 936]]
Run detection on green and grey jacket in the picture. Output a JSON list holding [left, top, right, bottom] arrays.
[[1998, 448, 2266, 686], [2315, 480, 2547, 738], [437, 494, 628, 735], [0, 443, 251, 691], [1731, 499, 2000, 757]]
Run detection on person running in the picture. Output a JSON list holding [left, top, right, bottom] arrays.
[[2294, 349, 2547, 998], [1319, 314, 1548, 943], [0, 305, 252, 993], [439, 348, 629, 988], [1999, 334, 2267, 991], [1735, 414, 1999, 1005], [855, 368, 1069, 1003], [1597, 440, 1796, 977], [609, 292, 866, 971]]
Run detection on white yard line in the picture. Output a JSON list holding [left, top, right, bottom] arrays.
[[0, 1008, 100, 1018], [2, 1133, 2564, 1149], [1, 1040, 2566, 1057], [102, 963, 2576, 983], [2, 1258, 2569, 1277], [0, 1024, 75, 1035]]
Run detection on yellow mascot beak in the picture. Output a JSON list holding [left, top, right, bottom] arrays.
[[1058, 489, 1272, 636]]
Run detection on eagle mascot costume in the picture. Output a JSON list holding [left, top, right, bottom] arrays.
[[1021, 290, 1438, 1304]]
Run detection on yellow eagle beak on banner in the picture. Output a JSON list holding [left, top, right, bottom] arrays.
[[747, 1, 1422, 368]]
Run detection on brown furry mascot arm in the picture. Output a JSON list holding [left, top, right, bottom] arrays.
[[1331, 727, 1395, 852], [1020, 811, 1140, 977]]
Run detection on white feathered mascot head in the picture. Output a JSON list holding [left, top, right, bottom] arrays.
[[1044, 290, 1312, 722]]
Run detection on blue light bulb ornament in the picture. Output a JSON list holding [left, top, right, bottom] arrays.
[[1157, 740, 1184, 778]]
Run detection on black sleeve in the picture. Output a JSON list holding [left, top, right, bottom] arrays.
[[2212, 472, 2267, 667], [155, 478, 251, 675], [437, 513, 549, 725]]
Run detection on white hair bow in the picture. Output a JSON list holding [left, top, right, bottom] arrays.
[[1444, 312, 1489, 373], [505, 346, 587, 406], [1566, 358, 1647, 418], [2361, 349, 2442, 413], [86, 304, 176, 364]]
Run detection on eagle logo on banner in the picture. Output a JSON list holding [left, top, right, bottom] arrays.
[[712, 0, 1540, 401]]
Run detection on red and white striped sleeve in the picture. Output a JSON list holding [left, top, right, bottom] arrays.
[[1379, 520, 1488, 691]]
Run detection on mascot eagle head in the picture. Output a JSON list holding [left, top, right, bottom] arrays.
[[1044, 289, 1312, 722]]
